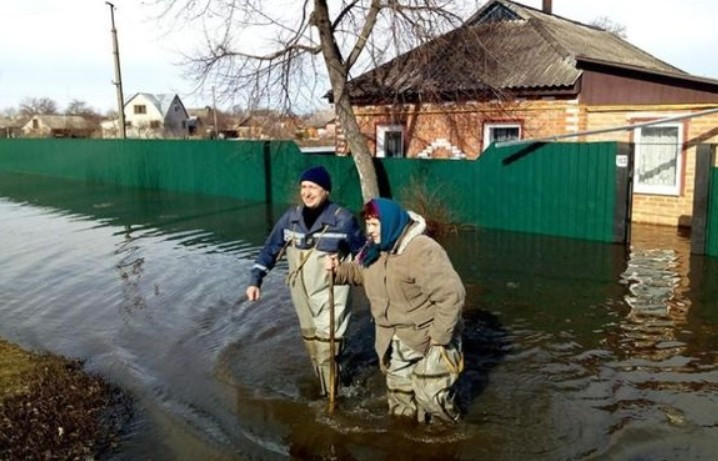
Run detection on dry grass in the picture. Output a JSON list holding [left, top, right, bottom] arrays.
[[399, 176, 458, 241], [0, 339, 131, 460]]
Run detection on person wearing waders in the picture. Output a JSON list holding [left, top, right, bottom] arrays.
[[245, 165, 364, 397], [327, 198, 465, 423]]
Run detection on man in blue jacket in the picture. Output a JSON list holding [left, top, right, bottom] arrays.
[[246, 165, 364, 397]]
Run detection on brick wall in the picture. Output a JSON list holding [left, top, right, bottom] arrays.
[[585, 106, 718, 227], [343, 98, 579, 159], [344, 99, 718, 228]]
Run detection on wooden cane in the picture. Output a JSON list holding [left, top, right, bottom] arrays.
[[328, 268, 336, 414]]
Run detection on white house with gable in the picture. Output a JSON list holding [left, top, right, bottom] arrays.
[[103, 93, 190, 138]]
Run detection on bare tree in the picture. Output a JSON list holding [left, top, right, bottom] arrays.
[[65, 99, 103, 124], [19, 97, 59, 116], [590, 16, 627, 39], [1, 107, 17, 118], [154, 0, 476, 201]]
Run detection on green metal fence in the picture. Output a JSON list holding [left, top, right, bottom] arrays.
[[376, 142, 630, 243], [0, 138, 629, 243], [708, 168, 718, 256], [691, 144, 718, 257]]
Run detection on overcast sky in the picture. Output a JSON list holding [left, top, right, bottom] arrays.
[[1, 0, 716, 114]]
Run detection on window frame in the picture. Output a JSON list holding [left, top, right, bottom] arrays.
[[482, 122, 521, 151], [376, 124, 405, 158], [634, 122, 683, 196], [134, 104, 147, 115]]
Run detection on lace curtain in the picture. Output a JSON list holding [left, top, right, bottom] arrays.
[[637, 126, 679, 188]]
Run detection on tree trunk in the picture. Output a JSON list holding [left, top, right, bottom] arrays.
[[314, 0, 379, 202], [334, 90, 379, 201]]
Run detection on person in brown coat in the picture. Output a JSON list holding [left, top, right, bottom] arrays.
[[327, 198, 465, 422]]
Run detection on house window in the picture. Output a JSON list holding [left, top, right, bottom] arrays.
[[634, 123, 683, 196], [376, 124, 404, 158], [32, 119, 39, 129], [150, 121, 160, 129], [134, 105, 147, 114], [483, 122, 521, 150]]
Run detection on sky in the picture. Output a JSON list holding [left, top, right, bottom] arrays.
[[1, 0, 717, 114]]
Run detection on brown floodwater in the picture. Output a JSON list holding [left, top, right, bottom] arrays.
[[1, 171, 718, 460]]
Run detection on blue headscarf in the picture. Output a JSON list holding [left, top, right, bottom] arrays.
[[358, 198, 411, 267]]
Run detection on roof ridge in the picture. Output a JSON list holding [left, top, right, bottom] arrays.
[[466, 0, 572, 62], [525, 16, 572, 62], [503, 0, 605, 32], [509, 1, 685, 75]]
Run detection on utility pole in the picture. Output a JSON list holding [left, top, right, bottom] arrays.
[[212, 86, 219, 139], [106, 2, 126, 139]]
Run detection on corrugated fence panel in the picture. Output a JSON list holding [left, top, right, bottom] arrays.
[[0, 139, 622, 242], [465, 142, 619, 241], [266, 148, 363, 209], [706, 169, 718, 256], [0, 139, 293, 202]]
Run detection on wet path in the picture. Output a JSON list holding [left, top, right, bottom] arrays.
[[1, 172, 718, 460]]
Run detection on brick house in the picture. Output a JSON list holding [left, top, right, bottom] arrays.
[[338, 0, 718, 228]]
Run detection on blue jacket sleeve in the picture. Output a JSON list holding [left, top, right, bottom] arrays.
[[249, 212, 290, 288], [343, 212, 366, 256]]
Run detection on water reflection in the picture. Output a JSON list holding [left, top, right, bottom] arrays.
[[1, 172, 718, 460], [619, 247, 686, 360], [116, 225, 150, 314]]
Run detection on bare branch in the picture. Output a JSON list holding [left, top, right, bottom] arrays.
[[345, 0, 381, 72], [154, 0, 506, 199], [331, 0, 360, 31]]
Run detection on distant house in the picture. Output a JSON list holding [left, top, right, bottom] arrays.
[[235, 110, 301, 140], [302, 108, 336, 140], [186, 106, 216, 138], [338, 0, 718, 228], [0, 117, 23, 138], [108, 93, 189, 139], [185, 106, 242, 138], [21, 115, 96, 138]]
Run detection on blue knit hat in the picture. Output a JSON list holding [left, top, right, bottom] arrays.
[[299, 165, 332, 192]]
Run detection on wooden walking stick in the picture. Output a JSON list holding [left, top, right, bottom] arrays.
[[328, 268, 337, 414]]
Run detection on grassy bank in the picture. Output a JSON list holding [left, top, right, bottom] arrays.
[[0, 340, 131, 459]]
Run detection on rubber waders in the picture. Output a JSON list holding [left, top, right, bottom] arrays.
[[328, 270, 337, 414]]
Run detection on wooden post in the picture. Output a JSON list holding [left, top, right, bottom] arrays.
[[613, 142, 634, 244]]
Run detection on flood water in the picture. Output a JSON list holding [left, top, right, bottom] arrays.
[[1, 171, 718, 460]]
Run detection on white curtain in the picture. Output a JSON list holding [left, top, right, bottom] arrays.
[[490, 127, 519, 143], [637, 126, 679, 188]]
